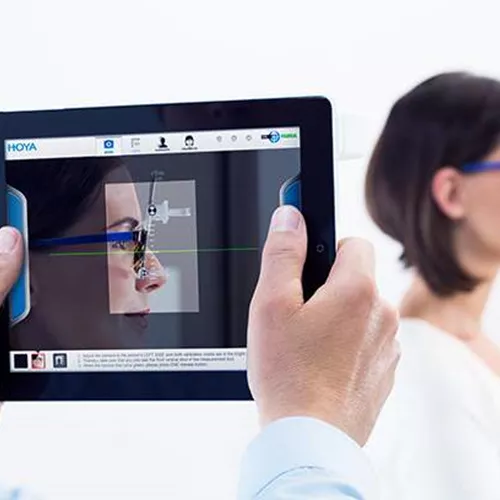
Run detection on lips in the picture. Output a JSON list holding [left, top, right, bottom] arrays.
[[125, 308, 151, 332]]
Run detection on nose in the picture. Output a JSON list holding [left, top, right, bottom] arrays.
[[135, 252, 167, 293]]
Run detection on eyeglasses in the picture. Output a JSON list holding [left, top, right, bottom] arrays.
[[31, 228, 149, 278], [461, 161, 500, 174]]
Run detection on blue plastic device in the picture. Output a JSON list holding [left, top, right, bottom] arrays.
[[7, 185, 30, 326], [279, 174, 301, 210]]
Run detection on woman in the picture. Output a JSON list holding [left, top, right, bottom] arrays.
[[364, 71, 500, 499], [8, 157, 167, 350]]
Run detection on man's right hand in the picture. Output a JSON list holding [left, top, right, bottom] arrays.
[[247, 206, 400, 446]]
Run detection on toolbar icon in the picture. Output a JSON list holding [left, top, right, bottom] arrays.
[[13, 353, 28, 369], [130, 137, 141, 150], [261, 131, 281, 144], [31, 352, 46, 369], [53, 353, 68, 368]]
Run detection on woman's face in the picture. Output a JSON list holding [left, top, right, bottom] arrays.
[[105, 179, 167, 315], [32, 353, 45, 369], [15, 166, 167, 350], [435, 145, 500, 274]]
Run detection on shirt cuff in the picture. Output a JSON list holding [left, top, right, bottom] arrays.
[[238, 416, 377, 499]]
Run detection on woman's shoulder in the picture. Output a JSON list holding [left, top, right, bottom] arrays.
[[393, 318, 500, 416], [367, 318, 500, 500], [366, 317, 500, 445], [366, 318, 500, 498]]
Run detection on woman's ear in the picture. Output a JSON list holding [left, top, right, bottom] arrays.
[[431, 167, 466, 220]]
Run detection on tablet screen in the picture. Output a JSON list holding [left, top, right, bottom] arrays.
[[5, 128, 300, 374]]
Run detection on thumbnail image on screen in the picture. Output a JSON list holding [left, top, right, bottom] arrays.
[[105, 178, 199, 315]]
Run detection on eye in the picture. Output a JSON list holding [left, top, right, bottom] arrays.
[[111, 240, 128, 251]]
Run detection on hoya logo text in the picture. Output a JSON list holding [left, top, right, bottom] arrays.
[[7, 142, 38, 153]]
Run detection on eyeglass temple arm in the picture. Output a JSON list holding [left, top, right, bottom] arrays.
[[462, 161, 500, 173], [31, 231, 135, 248]]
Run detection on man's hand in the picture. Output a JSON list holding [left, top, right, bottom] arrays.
[[247, 206, 400, 446], [0, 227, 23, 304]]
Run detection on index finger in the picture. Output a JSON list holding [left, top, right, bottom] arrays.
[[326, 237, 376, 286]]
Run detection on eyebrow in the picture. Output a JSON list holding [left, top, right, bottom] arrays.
[[106, 217, 140, 231]]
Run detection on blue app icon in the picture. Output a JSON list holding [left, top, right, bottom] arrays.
[[269, 131, 281, 143], [104, 139, 114, 149]]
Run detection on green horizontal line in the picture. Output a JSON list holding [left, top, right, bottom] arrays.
[[48, 247, 260, 257]]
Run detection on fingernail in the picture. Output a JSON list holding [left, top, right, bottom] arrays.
[[0, 227, 19, 253], [270, 206, 301, 232]]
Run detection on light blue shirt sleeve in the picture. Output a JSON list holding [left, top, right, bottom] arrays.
[[0, 487, 40, 500], [238, 417, 378, 500]]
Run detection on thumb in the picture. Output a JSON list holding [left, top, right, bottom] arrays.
[[254, 205, 307, 312], [0, 227, 23, 304]]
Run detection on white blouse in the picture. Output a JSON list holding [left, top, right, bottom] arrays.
[[365, 318, 500, 500]]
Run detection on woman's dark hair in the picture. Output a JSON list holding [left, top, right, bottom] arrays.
[[365, 71, 500, 297], [7, 157, 122, 247]]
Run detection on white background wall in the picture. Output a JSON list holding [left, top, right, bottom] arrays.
[[0, 1, 499, 498]]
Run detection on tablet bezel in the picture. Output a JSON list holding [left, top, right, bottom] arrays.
[[0, 97, 336, 401]]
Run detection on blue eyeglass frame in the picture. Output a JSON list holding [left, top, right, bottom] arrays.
[[461, 161, 500, 174], [31, 231, 136, 248], [31, 229, 148, 273]]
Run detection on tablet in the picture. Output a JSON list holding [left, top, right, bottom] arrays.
[[0, 97, 336, 401]]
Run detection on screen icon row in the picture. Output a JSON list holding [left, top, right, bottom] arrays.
[[124, 135, 198, 152], [100, 129, 289, 155], [13, 352, 68, 370]]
